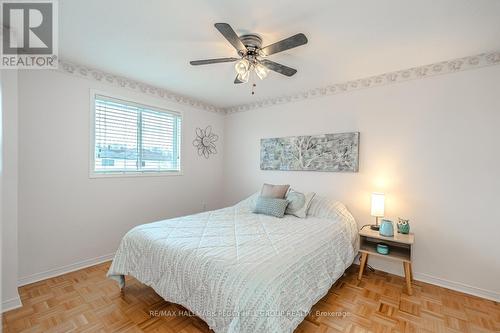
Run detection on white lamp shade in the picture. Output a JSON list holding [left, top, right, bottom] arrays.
[[370, 192, 385, 217]]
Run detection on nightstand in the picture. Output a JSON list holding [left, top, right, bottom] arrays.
[[358, 228, 415, 295]]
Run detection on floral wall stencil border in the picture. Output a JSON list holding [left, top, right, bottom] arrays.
[[54, 51, 500, 115], [56, 60, 225, 114], [223, 51, 500, 114], [193, 126, 219, 159]]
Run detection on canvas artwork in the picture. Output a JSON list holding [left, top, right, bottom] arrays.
[[260, 132, 359, 172]]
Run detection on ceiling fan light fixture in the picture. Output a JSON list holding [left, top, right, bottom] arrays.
[[234, 59, 250, 75], [190, 23, 307, 85], [254, 63, 269, 80], [237, 70, 250, 83]]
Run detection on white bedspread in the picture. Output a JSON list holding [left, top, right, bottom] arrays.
[[107, 195, 358, 333]]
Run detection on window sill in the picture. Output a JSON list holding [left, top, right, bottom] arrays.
[[89, 171, 183, 178]]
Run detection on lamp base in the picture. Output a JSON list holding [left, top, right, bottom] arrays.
[[370, 225, 380, 231]]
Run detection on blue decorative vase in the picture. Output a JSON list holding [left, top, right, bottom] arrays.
[[379, 219, 394, 237], [397, 218, 410, 234]]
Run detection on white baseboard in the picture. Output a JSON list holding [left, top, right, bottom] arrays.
[[18, 253, 115, 287], [1, 296, 22, 313], [413, 272, 500, 302]]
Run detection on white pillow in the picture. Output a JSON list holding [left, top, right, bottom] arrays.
[[307, 195, 358, 247], [285, 189, 315, 218], [234, 191, 260, 210]]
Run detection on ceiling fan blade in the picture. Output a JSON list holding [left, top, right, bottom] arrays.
[[190, 57, 239, 66], [260, 33, 308, 56], [234, 75, 244, 84], [214, 23, 247, 53], [260, 59, 297, 76]]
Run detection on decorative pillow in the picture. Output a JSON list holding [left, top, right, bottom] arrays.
[[285, 189, 316, 218], [260, 183, 290, 199], [253, 196, 289, 218]]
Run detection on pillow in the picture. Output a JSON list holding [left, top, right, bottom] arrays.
[[253, 196, 289, 218], [285, 189, 316, 218], [234, 191, 260, 210], [307, 195, 358, 248], [260, 183, 290, 199]]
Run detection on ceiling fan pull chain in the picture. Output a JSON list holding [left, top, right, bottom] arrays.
[[251, 73, 256, 95]]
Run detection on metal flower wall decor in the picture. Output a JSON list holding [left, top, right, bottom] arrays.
[[193, 126, 219, 159]]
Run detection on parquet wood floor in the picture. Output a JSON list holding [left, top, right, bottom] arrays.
[[2, 262, 499, 333]]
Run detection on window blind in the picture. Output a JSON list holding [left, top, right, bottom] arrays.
[[94, 94, 181, 174]]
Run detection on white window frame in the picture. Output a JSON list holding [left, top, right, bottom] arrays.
[[89, 90, 183, 178]]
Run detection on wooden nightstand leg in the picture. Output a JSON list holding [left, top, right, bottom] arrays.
[[403, 262, 413, 295], [409, 263, 413, 281], [358, 252, 368, 280]]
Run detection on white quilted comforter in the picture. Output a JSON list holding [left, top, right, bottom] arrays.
[[107, 194, 358, 333]]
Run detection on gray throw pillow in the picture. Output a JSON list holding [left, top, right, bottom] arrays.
[[253, 196, 289, 218], [285, 189, 316, 218], [260, 183, 290, 199]]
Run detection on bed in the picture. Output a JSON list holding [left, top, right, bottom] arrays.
[[107, 193, 359, 333]]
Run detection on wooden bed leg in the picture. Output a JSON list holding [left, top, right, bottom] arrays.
[[358, 252, 368, 280]]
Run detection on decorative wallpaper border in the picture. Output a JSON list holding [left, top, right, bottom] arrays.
[[56, 52, 500, 116], [223, 51, 500, 114], [56, 60, 226, 114]]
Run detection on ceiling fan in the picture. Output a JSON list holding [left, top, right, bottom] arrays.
[[190, 23, 308, 84]]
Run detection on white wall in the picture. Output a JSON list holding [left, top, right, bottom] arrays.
[[17, 70, 225, 282], [12, 64, 500, 302], [1, 69, 21, 311], [223, 66, 500, 300]]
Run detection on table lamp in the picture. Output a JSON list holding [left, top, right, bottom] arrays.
[[370, 192, 385, 230]]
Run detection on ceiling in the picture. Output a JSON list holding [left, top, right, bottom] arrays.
[[59, 0, 500, 108]]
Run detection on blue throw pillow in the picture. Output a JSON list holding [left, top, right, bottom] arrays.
[[253, 196, 289, 218]]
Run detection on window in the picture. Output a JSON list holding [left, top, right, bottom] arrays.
[[92, 94, 181, 176]]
